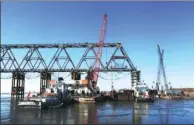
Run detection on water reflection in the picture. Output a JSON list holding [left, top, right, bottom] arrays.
[[97, 101, 150, 124], [9, 101, 99, 124], [66, 103, 98, 124], [132, 102, 149, 124], [2, 97, 194, 124], [158, 100, 170, 124]]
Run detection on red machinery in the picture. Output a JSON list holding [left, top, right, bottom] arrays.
[[87, 14, 107, 94]]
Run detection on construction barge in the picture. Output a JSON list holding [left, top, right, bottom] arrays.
[[17, 77, 104, 109], [18, 76, 193, 110], [101, 82, 157, 102]]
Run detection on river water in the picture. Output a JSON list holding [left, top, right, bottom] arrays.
[[1, 94, 194, 124]]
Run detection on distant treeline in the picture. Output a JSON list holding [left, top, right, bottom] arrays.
[[172, 88, 194, 92]]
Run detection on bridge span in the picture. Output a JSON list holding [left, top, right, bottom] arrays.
[[0, 42, 140, 99]]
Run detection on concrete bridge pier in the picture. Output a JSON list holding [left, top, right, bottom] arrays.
[[40, 72, 51, 94], [11, 72, 25, 100]]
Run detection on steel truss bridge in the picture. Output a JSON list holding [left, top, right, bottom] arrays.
[[0, 42, 140, 98], [0, 42, 136, 73]]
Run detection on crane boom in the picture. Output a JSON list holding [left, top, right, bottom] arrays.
[[157, 45, 168, 92], [86, 14, 107, 94], [93, 14, 107, 81]]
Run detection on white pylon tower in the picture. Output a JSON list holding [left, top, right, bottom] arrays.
[[156, 45, 168, 93]]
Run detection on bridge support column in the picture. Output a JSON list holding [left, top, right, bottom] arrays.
[[40, 72, 51, 94], [131, 70, 140, 91], [11, 72, 25, 100]]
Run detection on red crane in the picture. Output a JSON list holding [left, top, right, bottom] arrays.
[[88, 14, 107, 94], [93, 14, 107, 80]]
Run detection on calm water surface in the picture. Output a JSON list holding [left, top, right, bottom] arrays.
[[1, 94, 194, 124]]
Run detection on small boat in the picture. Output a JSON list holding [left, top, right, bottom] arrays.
[[17, 78, 66, 109], [17, 96, 63, 109], [18, 100, 42, 109], [135, 82, 155, 103], [73, 96, 95, 103], [136, 92, 155, 103]]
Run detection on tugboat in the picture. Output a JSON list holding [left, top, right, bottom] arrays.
[[17, 78, 69, 109], [18, 93, 63, 109], [68, 80, 99, 103], [135, 82, 154, 103], [71, 83, 96, 103]]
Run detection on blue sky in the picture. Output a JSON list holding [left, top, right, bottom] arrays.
[[1, 2, 194, 92]]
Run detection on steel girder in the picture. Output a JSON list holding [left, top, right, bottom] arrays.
[[0, 43, 136, 73], [0, 43, 121, 49]]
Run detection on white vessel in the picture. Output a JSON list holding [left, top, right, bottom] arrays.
[[135, 82, 154, 102], [18, 96, 63, 109], [18, 100, 41, 109]]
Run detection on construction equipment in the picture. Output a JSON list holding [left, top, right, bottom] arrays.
[[87, 14, 107, 94], [156, 45, 168, 95]]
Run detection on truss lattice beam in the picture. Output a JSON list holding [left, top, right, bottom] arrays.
[[0, 43, 136, 73], [0, 68, 134, 73]]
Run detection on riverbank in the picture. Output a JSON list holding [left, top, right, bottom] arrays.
[[160, 95, 194, 100]]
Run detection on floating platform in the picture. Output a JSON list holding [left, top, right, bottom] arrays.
[[117, 94, 135, 101], [136, 97, 154, 103], [95, 95, 117, 102]]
